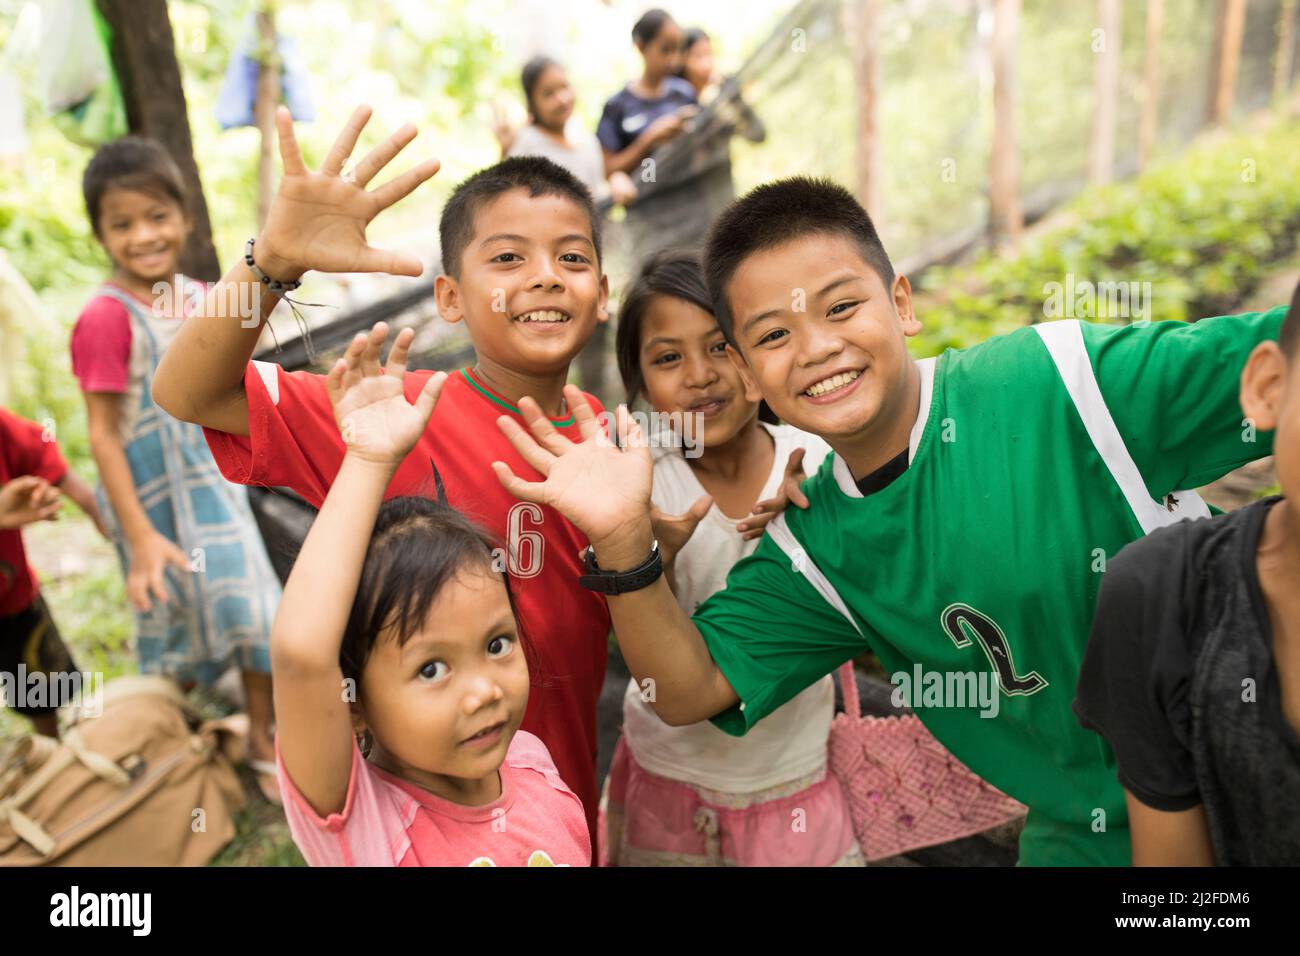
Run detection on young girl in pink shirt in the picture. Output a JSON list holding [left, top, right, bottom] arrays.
[[272, 324, 589, 867]]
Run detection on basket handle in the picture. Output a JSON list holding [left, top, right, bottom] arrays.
[[837, 661, 860, 719]]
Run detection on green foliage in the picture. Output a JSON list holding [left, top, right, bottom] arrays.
[[913, 121, 1300, 357]]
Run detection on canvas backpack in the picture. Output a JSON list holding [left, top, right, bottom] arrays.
[[0, 675, 247, 866]]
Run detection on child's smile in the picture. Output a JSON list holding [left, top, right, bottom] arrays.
[[96, 186, 190, 289], [800, 366, 866, 404], [444, 188, 608, 375], [727, 233, 921, 457], [639, 292, 758, 449]]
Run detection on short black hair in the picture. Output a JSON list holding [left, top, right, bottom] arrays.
[[438, 156, 601, 279], [339, 496, 526, 687], [1284, 279, 1300, 357], [703, 177, 896, 348], [82, 137, 188, 234], [616, 247, 777, 423], [632, 8, 674, 46], [682, 27, 709, 54]]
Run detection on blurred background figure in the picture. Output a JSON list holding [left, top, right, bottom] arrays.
[[597, 8, 698, 178], [494, 56, 637, 206], [678, 26, 765, 144]]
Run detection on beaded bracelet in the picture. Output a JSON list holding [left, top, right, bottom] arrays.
[[244, 237, 303, 293]]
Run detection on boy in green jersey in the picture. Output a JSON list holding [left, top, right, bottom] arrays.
[[489, 177, 1282, 865]]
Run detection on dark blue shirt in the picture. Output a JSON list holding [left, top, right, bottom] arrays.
[[596, 77, 697, 154]]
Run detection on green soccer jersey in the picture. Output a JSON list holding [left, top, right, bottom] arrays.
[[694, 308, 1285, 866]]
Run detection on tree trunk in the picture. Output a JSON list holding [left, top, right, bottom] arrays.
[[1089, 0, 1121, 185], [95, 0, 220, 281], [254, 6, 281, 230], [851, 0, 883, 223], [1206, 0, 1247, 126], [989, 0, 1023, 248], [1274, 0, 1296, 107], [1137, 0, 1164, 169]]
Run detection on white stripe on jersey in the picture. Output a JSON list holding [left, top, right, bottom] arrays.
[[252, 359, 280, 406], [1033, 319, 1209, 535], [767, 514, 864, 638]]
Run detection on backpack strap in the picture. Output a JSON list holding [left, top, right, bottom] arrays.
[[1033, 319, 1210, 535]]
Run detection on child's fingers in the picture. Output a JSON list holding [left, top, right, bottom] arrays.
[[491, 460, 548, 504], [517, 397, 574, 456], [321, 104, 372, 177], [567, 384, 600, 441], [326, 357, 347, 405], [737, 510, 777, 537], [351, 123, 417, 187], [355, 245, 425, 278], [413, 371, 448, 423], [369, 158, 442, 211], [168, 541, 192, 570], [126, 578, 149, 613], [783, 447, 806, 479], [616, 404, 649, 451], [360, 323, 387, 377], [341, 332, 367, 388], [783, 479, 810, 509], [149, 566, 170, 606], [384, 326, 415, 378], [275, 106, 308, 176], [496, 415, 557, 476], [686, 493, 713, 521]]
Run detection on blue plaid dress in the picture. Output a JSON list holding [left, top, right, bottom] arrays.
[[92, 282, 279, 685]]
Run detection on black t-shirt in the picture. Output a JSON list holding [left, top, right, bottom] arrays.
[[855, 449, 909, 497], [1074, 496, 1300, 865]]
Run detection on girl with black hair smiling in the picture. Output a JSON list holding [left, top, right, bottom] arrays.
[[598, 249, 862, 867], [497, 56, 637, 206]]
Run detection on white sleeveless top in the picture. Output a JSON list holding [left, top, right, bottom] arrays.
[[620, 422, 836, 792]]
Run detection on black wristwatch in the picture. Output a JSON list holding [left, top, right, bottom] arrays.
[[578, 541, 663, 594]]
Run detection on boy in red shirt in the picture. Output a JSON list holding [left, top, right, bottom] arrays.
[[153, 105, 614, 834], [0, 408, 107, 737]]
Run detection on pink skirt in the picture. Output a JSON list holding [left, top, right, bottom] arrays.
[[598, 736, 865, 867]]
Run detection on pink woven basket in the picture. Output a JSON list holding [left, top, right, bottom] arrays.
[[828, 662, 1027, 861]]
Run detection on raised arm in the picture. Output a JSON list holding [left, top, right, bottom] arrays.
[[491, 388, 738, 725], [152, 105, 441, 436], [273, 325, 445, 817]]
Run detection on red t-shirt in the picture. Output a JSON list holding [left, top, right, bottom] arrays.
[[0, 408, 69, 617], [203, 363, 612, 835]]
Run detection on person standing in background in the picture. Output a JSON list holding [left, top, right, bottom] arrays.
[[495, 56, 637, 207], [678, 27, 766, 144], [596, 9, 698, 178]]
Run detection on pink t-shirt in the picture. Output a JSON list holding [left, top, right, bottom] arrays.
[[276, 730, 591, 867], [70, 293, 135, 394]]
